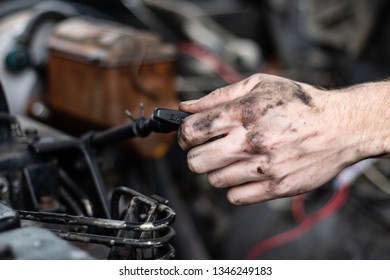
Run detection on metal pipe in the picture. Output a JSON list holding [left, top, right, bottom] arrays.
[[31, 140, 111, 218], [50, 228, 175, 248], [18, 210, 171, 231]]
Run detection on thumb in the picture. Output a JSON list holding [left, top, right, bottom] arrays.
[[179, 74, 262, 113]]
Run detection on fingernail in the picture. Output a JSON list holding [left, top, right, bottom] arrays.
[[181, 99, 198, 106]]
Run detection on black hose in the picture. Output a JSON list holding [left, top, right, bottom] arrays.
[[59, 169, 94, 217]]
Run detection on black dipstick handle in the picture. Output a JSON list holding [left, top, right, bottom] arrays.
[[85, 108, 191, 147], [152, 108, 191, 132]]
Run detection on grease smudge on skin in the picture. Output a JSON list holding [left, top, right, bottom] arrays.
[[293, 83, 313, 106], [193, 111, 221, 131]]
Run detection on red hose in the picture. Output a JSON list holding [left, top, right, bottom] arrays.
[[177, 41, 245, 84], [245, 186, 350, 260]]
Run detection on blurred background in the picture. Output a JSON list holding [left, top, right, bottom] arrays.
[[0, 0, 389, 260]]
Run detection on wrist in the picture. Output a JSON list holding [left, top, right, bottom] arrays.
[[335, 82, 390, 159]]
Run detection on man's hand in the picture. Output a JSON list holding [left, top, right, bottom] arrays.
[[178, 74, 390, 205]]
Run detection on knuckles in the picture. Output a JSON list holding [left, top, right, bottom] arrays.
[[186, 150, 203, 174], [178, 120, 195, 151], [208, 172, 229, 188]]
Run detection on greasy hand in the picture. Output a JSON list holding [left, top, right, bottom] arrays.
[[178, 74, 363, 205]]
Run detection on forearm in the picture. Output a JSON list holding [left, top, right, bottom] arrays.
[[331, 81, 390, 159]]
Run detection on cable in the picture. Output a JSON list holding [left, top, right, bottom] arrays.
[[121, 0, 178, 42], [245, 185, 350, 260], [178, 41, 245, 84], [291, 194, 308, 223], [245, 160, 379, 259], [362, 165, 390, 196]]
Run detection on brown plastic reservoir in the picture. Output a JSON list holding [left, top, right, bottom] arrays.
[[46, 17, 179, 158]]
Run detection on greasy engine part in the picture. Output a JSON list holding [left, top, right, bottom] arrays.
[[108, 187, 176, 260], [0, 226, 93, 260], [0, 78, 177, 259], [1, 182, 176, 260], [0, 201, 20, 232], [44, 16, 179, 159], [17, 187, 176, 260]]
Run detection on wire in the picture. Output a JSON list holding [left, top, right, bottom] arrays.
[[130, 35, 160, 101], [178, 41, 245, 84], [121, 0, 178, 42], [291, 194, 308, 223], [362, 165, 390, 196], [245, 185, 350, 260]]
